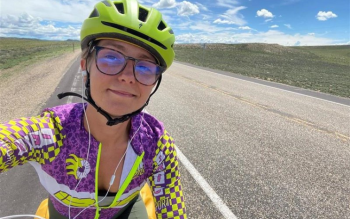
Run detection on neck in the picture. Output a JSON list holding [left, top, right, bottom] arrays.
[[83, 104, 131, 147]]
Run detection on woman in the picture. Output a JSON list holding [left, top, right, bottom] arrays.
[[0, 0, 187, 218]]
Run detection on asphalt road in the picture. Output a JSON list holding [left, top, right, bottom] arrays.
[[0, 60, 349, 219]]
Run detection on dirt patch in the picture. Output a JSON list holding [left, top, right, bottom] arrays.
[[0, 50, 81, 122]]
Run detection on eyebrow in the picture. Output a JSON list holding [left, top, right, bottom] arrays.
[[101, 41, 154, 61]]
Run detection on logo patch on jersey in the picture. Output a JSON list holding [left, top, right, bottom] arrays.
[[156, 151, 165, 165], [30, 128, 54, 148], [15, 128, 54, 155], [156, 162, 165, 172], [66, 154, 91, 180], [153, 187, 163, 197], [154, 171, 165, 185]]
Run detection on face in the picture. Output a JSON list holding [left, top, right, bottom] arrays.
[[81, 39, 157, 117]]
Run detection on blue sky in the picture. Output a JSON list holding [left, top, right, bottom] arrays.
[[0, 0, 349, 46]]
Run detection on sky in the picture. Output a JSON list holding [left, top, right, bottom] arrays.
[[0, 0, 349, 46]]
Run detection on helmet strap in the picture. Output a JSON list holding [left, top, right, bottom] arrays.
[[57, 40, 162, 126], [58, 71, 162, 126]]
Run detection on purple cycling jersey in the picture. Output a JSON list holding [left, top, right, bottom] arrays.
[[0, 103, 186, 219]]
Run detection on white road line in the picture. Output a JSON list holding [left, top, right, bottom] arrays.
[[176, 62, 350, 108], [67, 67, 81, 104], [176, 147, 238, 219], [70, 69, 238, 219]]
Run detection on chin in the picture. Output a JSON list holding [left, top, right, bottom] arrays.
[[107, 106, 140, 118]]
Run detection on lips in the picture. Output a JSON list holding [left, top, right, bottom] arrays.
[[109, 89, 135, 98]]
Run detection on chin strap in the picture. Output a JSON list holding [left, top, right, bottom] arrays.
[[58, 75, 162, 126]]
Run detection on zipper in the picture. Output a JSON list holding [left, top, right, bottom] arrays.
[[94, 143, 103, 219], [94, 207, 101, 219], [110, 151, 145, 207]]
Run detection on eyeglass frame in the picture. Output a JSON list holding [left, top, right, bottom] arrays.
[[89, 45, 165, 86]]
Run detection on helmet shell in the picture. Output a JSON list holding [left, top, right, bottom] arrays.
[[80, 0, 175, 69]]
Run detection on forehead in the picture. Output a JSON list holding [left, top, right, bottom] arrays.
[[97, 39, 155, 61]]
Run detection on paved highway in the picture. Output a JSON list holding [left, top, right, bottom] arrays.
[[0, 60, 349, 219]]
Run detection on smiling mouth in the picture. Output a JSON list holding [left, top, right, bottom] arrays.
[[109, 89, 135, 98]]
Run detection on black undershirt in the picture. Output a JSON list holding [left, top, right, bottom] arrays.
[[98, 189, 118, 197]]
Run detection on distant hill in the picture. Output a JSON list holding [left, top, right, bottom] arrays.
[[1, 37, 348, 97], [66, 39, 80, 42], [174, 43, 350, 98], [0, 37, 79, 70], [0, 37, 79, 42]]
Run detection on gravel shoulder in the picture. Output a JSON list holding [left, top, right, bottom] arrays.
[[0, 50, 81, 122]]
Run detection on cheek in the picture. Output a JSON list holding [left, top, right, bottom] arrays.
[[88, 69, 106, 94], [139, 85, 154, 99]]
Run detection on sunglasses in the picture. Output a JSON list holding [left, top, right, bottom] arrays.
[[92, 45, 164, 86]]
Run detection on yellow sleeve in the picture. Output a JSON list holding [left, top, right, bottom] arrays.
[[0, 111, 64, 172], [148, 130, 187, 219]]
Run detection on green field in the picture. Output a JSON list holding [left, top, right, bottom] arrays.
[[0, 37, 79, 70], [174, 43, 350, 98], [0, 38, 349, 98]]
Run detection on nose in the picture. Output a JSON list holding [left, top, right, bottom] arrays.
[[117, 59, 135, 84]]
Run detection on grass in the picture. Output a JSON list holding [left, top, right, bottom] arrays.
[[0, 37, 79, 70], [174, 43, 350, 98], [1, 38, 349, 98]]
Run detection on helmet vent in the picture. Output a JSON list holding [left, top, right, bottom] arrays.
[[158, 21, 166, 31], [138, 7, 149, 22], [114, 3, 125, 14], [89, 8, 99, 18]]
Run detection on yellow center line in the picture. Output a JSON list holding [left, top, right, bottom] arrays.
[[172, 74, 350, 143]]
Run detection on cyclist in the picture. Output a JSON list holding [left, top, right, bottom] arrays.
[[0, 0, 187, 218]]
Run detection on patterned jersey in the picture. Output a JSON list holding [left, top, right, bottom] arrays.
[[0, 103, 186, 219]]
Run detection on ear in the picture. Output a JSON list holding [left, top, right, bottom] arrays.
[[80, 59, 86, 70]]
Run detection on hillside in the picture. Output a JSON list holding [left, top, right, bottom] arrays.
[[0, 37, 79, 70], [174, 43, 350, 98], [0, 37, 349, 98]]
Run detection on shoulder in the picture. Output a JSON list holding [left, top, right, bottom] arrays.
[[130, 112, 164, 140], [130, 112, 175, 155], [41, 103, 84, 125]]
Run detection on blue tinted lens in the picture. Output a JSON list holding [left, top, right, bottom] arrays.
[[96, 49, 125, 74], [135, 61, 162, 85]]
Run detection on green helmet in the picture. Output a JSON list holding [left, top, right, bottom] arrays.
[[80, 0, 175, 69]]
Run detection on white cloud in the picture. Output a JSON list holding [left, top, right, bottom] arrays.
[[0, 0, 94, 23], [195, 2, 209, 11], [177, 1, 199, 16], [153, 0, 177, 8], [270, 25, 279, 28], [202, 14, 213, 20], [0, 13, 80, 40], [172, 20, 193, 30], [316, 11, 337, 21], [284, 24, 292, 29], [188, 20, 236, 33], [216, 0, 240, 8], [239, 26, 251, 30], [308, 33, 315, 36], [176, 29, 337, 46], [214, 6, 247, 26], [257, 9, 274, 18], [214, 19, 236, 24], [139, 0, 159, 6], [174, 20, 237, 34]]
